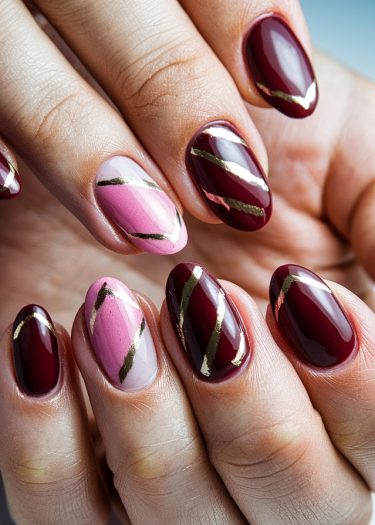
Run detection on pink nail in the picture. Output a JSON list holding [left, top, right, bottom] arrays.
[[85, 277, 158, 391], [95, 156, 187, 255]]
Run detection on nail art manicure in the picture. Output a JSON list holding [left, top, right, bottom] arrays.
[[187, 122, 272, 231], [12, 305, 59, 395], [166, 262, 249, 381], [95, 156, 187, 255], [244, 15, 318, 118], [0, 152, 21, 200], [85, 277, 158, 391], [269, 264, 357, 367]]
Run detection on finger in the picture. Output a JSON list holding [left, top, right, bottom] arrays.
[[181, 0, 318, 118], [72, 277, 245, 525], [161, 263, 371, 525], [0, 305, 109, 524], [35, 0, 272, 232], [268, 263, 375, 489], [321, 59, 375, 280], [0, 141, 21, 200], [0, 0, 187, 255]]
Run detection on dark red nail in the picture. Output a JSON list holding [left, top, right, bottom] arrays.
[[0, 152, 21, 200], [187, 122, 272, 231], [166, 262, 250, 381], [244, 15, 318, 119], [12, 305, 59, 395], [269, 264, 357, 368]]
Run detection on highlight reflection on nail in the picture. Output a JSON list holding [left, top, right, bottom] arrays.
[[85, 277, 158, 391], [95, 156, 187, 255]]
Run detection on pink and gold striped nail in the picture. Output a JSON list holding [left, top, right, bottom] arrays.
[[95, 156, 187, 255], [85, 277, 158, 391]]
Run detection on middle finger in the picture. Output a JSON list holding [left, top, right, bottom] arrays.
[[36, 0, 272, 231]]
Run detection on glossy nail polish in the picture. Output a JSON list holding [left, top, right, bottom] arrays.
[[244, 15, 318, 118], [85, 277, 158, 391], [12, 305, 59, 395], [269, 264, 357, 367], [187, 122, 272, 231], [166, 262, 249, 381], [0, 152, 21, 200], [95, 156, 187, 255]]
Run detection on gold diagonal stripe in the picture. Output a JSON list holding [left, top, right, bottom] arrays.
[[231, 331, 246, 367], [0, 163, 16, 192], [13, 312, 56, 340], [202, 126, 248, 146], [191, 148, 269, 192], [178, 266, 203, 350], [200, 289, 226, 377], [202, 190, 265, 217], [275, 273, 332, 321], [97, 177, 162, 192], [119, 317, 146, 383], [127, 209, 182, 243], [256, 81, 317, 110], [90, 282, 140, 334]]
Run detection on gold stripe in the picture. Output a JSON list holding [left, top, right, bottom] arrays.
[[275, 273, 332, 320], [191, 148, 269, 192], [200, 289, 226, 377], [0, 163, 16, 192], [202, 190, 265, 217], [202, 127, 248, 146], [90, 282, 140, 334], [13, 312, 56, 340], [97, 177, 162, 192], [178, 266, 203, 350], [127, 209, 182, 243], [231, 331, 246, 367], [256, 81, 317, 110], [119, 317, 146, 383]]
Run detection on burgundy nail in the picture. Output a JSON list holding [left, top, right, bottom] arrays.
[[269, 264, 357, 367], [187, 122, 272, 231], [0, 152, 21, 200], [166, 262, 250, 381], [244, 15, 318, 119], [12, 305, 59, 395]]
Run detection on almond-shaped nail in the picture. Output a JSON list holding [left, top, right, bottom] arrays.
[[0, 152, 21, 200], [187, 122, 272, 231], [244, 15, 318, 118], [166, 262, 250, 381], [95, 156, 187, 255], [12, 305, 59, 395], [85, 277, 158, 391], [269, 264, 357, 367]]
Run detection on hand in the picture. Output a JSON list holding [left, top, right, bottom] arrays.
[[1, 264, 374, 524]]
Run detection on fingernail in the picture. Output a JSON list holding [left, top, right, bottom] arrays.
[[166, 262, 250, 381], [95, 156, 187, 255], [269, 264, 357, 367], [187, 122, 272, 231], [85, 277, 158, 391], [244, 15, 318, 119], [0, 152, 21, 200], [12, 305, 59, 395]]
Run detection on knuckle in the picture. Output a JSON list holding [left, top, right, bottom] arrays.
[[112, 433, 205, 499], [114, 32, 208, 113], [211, 417, 315, 495]]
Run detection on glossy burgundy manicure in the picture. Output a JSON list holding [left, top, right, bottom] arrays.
[[269, 264, 357, 368], [244, 15, 318, 118], [187, 122, 272, 231], [12, 305, 59, 395], [0, 152, 21, 199], [166, 262, 249, 381]]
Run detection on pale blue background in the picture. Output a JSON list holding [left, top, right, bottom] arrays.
[[1, 1, 374, 523]]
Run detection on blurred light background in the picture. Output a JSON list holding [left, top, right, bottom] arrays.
[[1, 1, 374, 523]]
